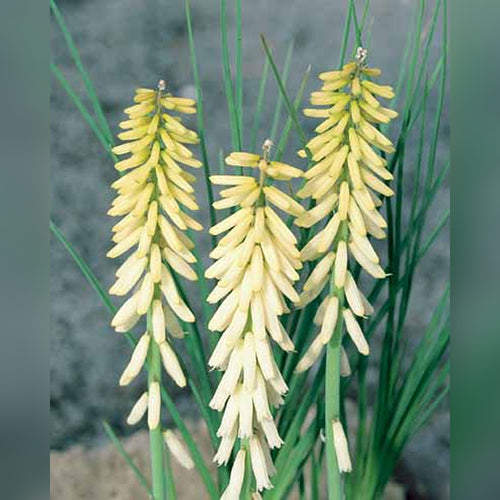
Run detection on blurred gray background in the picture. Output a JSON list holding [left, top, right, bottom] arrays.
[[50, 0, 449, 497]]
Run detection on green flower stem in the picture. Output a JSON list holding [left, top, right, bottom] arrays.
[[147, 310, 167, 500], [324, 294, 344, 500], [164, 446, 177, 500], [325, 218, 348, 500]]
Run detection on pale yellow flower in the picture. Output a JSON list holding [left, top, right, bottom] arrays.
[[220, 449, 247, 500], [107, 80, 202, 426], [208, 140, 303, 492], [296, 49, 397, 371], [126, 391, 149, 425], [163, 429, 194, 470], [148, 381, 161, 430], [332, 419, 352, 473]]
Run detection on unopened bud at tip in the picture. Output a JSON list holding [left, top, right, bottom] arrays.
[[356, 47, 368, 64], [262, 139, 273, 153]]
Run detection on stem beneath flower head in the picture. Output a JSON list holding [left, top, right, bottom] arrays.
[[325, 290, 344, 500], [147, 308, 166, 500], [257, 139, 272, 206], [325, 221, 348, 499]]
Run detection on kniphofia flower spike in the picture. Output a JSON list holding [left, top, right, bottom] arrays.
[[296, 47, 397, 371], [207, 140, 303, 496], [107, 80, 202, 429]]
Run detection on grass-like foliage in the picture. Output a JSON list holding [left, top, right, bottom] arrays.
[[51, 0, 449, 498]]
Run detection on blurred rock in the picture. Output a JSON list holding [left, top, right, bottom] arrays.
[[50, 421, 215, 500], [50, 419, 406, 500]]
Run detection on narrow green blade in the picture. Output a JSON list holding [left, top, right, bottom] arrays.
[[102, 420, 153, 498], [50, 0, 113, 143]]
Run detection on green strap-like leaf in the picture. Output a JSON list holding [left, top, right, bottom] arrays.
[[260, 35, 309, 156], [250, 58, 270, 152], [102, 421, 153, 499], [235, 0, 244, 141], [220, 0, 242, 151], [51, 63, 113, 160], [50, 0, 113, 143], [270, 40, 294, 143]]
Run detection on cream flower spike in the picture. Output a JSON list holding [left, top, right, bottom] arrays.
[[107, 80, 203, 425], [295, 48, 397, 371], [207, 140, 303, 495]]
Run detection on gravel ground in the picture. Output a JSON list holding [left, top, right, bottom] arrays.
[[50, 0, 449, 497]]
